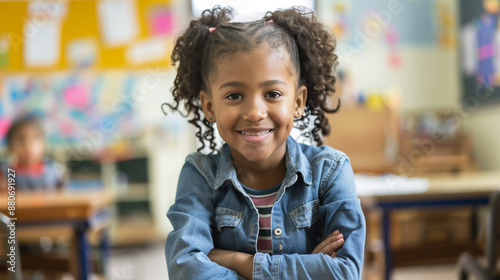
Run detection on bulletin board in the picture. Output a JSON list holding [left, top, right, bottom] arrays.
[[0, 0, 174, 72], [459, 0, 500, 107]]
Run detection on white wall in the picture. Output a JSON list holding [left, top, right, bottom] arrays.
[[133, 68, 196, 236], [344, 46, 460, 111], [464, 106, 500, 170]]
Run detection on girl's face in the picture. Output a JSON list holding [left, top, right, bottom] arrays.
[[9, 124, 45, 166], [200, 45, 307, 165], [484, 0, 500, 14]]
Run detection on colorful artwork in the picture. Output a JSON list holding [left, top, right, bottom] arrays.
[[436, 0, 456, 48], [0, 34, 8, 68], [460, 0, 500, 105], [148, 6, 174, 36], [0, 73, 141, 146], [333, 0, 438, 47]]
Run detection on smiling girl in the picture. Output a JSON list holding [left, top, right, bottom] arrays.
[[165, 6, 366, 279]]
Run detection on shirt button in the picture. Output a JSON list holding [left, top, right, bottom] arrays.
[[274, 228, 282, 236]]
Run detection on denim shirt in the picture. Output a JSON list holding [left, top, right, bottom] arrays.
[[166, 136, 366, 279]]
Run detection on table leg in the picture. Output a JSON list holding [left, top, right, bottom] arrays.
[[383, 210, 392, 280], [75, 225, 92, 280], [99, 228, 110, 276], [471, 206, 478, 239]]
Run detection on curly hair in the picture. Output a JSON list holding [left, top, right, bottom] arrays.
[[163, 6, 340, 152]]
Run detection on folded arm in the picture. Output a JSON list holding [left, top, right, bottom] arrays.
[[210, 156, 365, 280], [166, 162, 241, 279], [208, 230, 345, 279]]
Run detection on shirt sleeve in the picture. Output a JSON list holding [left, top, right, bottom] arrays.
[[165, 160, 242, 280], [252, 155, 366, 280]]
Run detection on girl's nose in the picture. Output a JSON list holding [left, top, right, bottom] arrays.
[[242, 98, 267, 122]]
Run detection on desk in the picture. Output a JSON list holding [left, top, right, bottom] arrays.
[[0, 191, 114, 280], [359, 171, 500, 280]]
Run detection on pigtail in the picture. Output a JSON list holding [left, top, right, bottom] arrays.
[[264, 8, 340, 146], [163, 6, 233, 152]]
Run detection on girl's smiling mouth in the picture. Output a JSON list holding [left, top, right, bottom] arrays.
[[237, 128, 274, 143]]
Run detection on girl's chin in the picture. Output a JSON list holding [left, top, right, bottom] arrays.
[[236, 144, 285, 163], [239, 150, 272, 162]]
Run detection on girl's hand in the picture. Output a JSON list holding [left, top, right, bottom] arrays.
[[311, 230, 344, 258], [208, 248, 253, 279]]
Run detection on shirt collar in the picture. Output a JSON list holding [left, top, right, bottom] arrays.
[[284, 136, 313, 186], [213, 136, 312, 190]]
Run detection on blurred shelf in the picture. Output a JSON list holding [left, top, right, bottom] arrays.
[[115, 183, 149, 202], [392, 241, 479, 267]]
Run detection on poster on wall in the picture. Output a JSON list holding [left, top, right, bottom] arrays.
[[336, 1, 438, 47], [459, 0, 500, 107], [97, 0, 139, 47], [0, 73, 140, 147]]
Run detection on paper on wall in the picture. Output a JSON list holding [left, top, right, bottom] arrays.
[[23, 20, 61, 67], [0, 118, 11, 140], [28, 0, 67, 20], [126, 37, 168, 65], [97, 0, 139, 47], [148, 7, 174, 36], [461, 23, 477, 76], [63, 84, 90, 110], [67, 38, 98, 67], [0, 34, 9, 68], [1, 78, 13, 116]]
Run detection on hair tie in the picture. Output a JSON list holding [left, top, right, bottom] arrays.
[[267, 19, 274, 24], [209, 27, 216, 33]]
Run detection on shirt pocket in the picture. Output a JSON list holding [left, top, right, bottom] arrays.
[[215, 207, 243, 231], [288, 199, 320, 229]]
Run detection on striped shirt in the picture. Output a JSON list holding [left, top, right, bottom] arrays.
[[242, 183, 281, 254]]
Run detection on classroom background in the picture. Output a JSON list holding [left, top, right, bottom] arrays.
[[1, 0, 500, 279]]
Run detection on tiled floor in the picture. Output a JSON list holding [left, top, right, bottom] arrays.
[[392, 264, 457, 280], [107, 244, 168, 280]]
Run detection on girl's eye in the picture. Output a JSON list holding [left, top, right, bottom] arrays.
[[226, 93, 242, 100], [266, 91, 281, 99]]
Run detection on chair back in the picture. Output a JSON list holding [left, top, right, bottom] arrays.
[[485, 190, 500, 277]]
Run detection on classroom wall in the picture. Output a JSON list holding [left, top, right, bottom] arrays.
[[442, 0, 500, 171], [317, 0, 500, 171], [316, 0, 460, 112], [342, 46, 460, 111], [464, 107, 500, 171]]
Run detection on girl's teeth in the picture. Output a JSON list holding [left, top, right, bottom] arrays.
[[240, 130, 271, 136]]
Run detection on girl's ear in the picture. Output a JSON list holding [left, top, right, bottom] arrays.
[[294, 85, 307, 118], [200, 90, 216, 122]]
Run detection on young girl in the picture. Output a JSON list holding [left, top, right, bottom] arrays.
[[165, 6, 366, 279], [0, 115, 65, 192]]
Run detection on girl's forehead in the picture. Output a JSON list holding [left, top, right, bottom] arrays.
[[227, 45, 289, 62], [210, 44, 297, 84]]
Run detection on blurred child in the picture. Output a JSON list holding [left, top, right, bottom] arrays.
[[0, 115, 65, 192]]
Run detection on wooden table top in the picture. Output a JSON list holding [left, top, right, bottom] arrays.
[[0, 190, 114, 222], [359, 171, 500, 204]]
